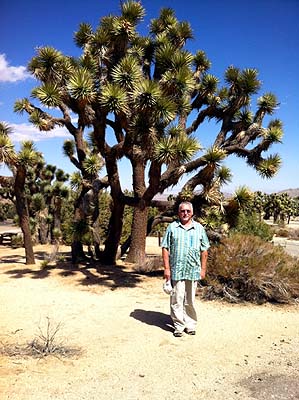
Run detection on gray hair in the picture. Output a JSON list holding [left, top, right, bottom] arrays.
[[178, 201, 193, 213]]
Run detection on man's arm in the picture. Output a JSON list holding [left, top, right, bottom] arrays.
[[162, 247, 171, 281], [200, 250, 208, 279]]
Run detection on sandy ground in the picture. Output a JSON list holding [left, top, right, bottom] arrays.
[[1, 236, 299, 399]]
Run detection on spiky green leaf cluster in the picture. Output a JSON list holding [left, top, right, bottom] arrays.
[[264, 126, 283, 143], [201, 74, 219, 93], [31, 83, 62, 107], [216, 166, 232, 185], [74, 23, 93, 48], [175, 136, 201, 162], [193, 50, 211, 73], [111, 55, 142, 89], [83, 154, 103, 176], [202, 146, 227, 164], [239, 69, 261, 95], [0, 133, 17, 164], [153, 97, 176, 124], [67, 68, 96, 102], [161, 67, 195, 96], [63, 140, 75, 158], [257, 154, 282, 178], [110, 16, 136, 42], [234, 186, 253, 208], [28, 47, 74, 84], [233, 110, 253, 127], [17, 141, 39, 166], [70, 171, 83, 190], [121, 0, 145, 24], [14, 98, 32, 114], [154, 135, 200, 164], [100, 82, 129, 113], [31, 193, 46, 211], [225, 66, 261, 96], [257, 93, 278, 115], [28, 110, 55, 131], [150, 8, 177, 35], [133, 80, 161, 110]]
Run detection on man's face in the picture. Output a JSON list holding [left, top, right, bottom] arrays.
[[178, 205, 193, 224]]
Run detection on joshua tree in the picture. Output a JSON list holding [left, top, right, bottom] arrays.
[[28, 165, 70, 244], [14, 1, 283, 265], [0, 122, 43, 264]]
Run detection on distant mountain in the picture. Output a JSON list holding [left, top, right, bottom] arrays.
[[153, 188, 299, 202], [222, 189, 299, 198], [277, 188, 299, 198]]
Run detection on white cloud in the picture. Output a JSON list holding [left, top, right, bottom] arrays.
[[0, 54, 31, 83], [9, 122, 72, 142]]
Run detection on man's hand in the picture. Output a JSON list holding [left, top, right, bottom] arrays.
[[200, 250, 208, 280], [162, 248, 171, 281], [164, 268, 171, 281], [200, 269, 206, 280]]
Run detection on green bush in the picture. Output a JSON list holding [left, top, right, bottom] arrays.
[[231, 211, 273, 241], [0, 202, 15, 221], [204, 233, 299, 304], [11, 234, 23, 248]]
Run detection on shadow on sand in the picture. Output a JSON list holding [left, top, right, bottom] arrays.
[[130, 309, 173, 332], [1, 250, 153, 289]]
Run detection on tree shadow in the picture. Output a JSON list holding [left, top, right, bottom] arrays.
[[60, 262, 143, 289], [3, 267, 51, 279], [130, 309, 173, 332], [3, 257, 143, 289], [0, 254, 27, 264], [0, 250, 69, 265]]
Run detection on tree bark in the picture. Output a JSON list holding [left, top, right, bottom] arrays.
[[14, 166, 35, 265], [101, 199, 124, 265], [39, 210, 49, 244], [126, 157, 150, 264], [125, 205, 148, 265]]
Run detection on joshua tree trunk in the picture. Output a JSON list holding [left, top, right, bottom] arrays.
[[14, 166, 35, 265], [125, 205, 149, 265], [39, 210, 50, 244], [101, 200, 125, 265], [126, 159, 149, 264]]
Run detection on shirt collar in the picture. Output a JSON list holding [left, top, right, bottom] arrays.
[[176, 219, 195, 229]]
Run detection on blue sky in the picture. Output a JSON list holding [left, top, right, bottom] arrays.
[[1, 0, 298, 194]]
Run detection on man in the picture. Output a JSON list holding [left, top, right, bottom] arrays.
[[161, 201, 210, 337]]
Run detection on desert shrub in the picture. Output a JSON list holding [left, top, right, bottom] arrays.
[[288, 229, 299, 240], [231, 211, 273, 241], [0, 202, 15, 221], [11, 234, 23, 248], [204, 233, 299, 304], [275, 228, 289, 238], [1, 317, 81, 359]]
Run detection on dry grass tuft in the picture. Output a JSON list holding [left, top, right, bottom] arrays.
[[0, 317, 81, 359]]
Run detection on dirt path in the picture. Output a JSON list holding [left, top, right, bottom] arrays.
[[1, 243, 299, 400]]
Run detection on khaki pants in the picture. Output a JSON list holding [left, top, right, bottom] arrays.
[[170, 280, 198, 332]]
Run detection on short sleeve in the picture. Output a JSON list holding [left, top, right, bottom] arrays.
[[200, 228, 210, 251], [161, 225, 171, 249]]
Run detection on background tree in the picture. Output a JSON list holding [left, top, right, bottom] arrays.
[[27, 164, 70, 244], [0, 122, 43, 264]]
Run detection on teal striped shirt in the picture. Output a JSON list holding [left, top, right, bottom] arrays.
[[161, 219, 210, 281]]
